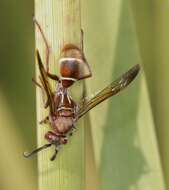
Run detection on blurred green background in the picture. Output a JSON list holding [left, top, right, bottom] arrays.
[[0, 0, 169, 190]]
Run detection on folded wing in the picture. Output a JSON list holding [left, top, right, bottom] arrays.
[[36, 50, 54, 113], [77, 64, 140, 119]]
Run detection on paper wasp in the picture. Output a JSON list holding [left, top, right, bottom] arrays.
[[23, 19, 140, 161]]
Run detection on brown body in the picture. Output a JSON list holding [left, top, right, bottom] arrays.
[[29, 41, 92, 160], [23, 18, 140, 161], [41, 42, 92, 150]]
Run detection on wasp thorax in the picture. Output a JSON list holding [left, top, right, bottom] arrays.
[[54, 117, 73, 134]]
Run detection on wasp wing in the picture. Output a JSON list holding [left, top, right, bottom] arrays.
[[36, 50, 54, 113], [77, 64, 140, 119]]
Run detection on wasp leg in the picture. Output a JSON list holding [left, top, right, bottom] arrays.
[[50, 148, 58, 161], [50, 146, 61, 161], [80, 29, 84, 51], [32, 77, 42, 88], [32, 77, 49, 109], [46, 72, 60, 81], [69, 126, 77, 136], [33, 17, 50, 72], [77, 29, 92, 81], [33, 18, 60, 81], [69, 132, 73, 136], [39, 116, 49, 125]]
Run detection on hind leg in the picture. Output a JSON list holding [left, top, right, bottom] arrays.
[[33, 17, 50, 72], [33, 18, 60, 82], [78, 29, 92, 80]]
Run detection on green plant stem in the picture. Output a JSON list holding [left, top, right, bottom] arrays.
[[34, 0, 84, 189]]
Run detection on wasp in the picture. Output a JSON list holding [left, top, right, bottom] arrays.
[[23, 19, 140, 161]]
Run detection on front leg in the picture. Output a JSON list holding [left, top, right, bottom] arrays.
[[69, 125, 77, 136]]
